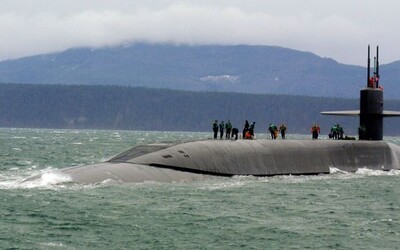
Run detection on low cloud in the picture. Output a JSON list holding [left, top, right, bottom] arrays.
[[0, 2, 399, 65]]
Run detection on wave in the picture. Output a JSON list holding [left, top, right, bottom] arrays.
[[0, 167, 73, 190], [2, 165, 400, 190]]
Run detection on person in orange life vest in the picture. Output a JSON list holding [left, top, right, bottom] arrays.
[[311, 124, 320, 140], [244, 130, 253, 139]]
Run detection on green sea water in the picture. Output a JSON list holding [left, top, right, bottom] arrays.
[[1, 128, 400, 249]]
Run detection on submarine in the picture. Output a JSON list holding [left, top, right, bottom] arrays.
[[25, 45, 400, 184]]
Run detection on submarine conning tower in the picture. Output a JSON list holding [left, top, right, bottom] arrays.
[[360, 45, 383, 140], [321, 45, 400, 140], [360, 87, 383, 140]]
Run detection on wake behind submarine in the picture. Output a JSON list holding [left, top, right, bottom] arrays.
[[26, 45, 400, 184]]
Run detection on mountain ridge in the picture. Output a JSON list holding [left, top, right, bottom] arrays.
[[0, 43, 399, 98]]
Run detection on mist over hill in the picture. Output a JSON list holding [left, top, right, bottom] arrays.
[[0, 43, 399, 98]]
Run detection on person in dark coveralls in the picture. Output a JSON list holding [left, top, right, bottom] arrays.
[[225, 120, 232, 139], [337, 124, 344, 139], [279, 123, 287, 139], [243, 120, 250, 138], [212, 120, 218, 139], [249, 122, 256, 137], [219, 121, 225, 139], [231, 127, 239, 140]]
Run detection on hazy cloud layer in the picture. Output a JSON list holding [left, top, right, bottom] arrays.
[[1, 0, 399, 65]]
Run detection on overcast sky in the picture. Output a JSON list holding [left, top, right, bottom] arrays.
[[1, 0, 399, 65]]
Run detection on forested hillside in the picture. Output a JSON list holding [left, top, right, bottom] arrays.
[[1, 83, 400, 135], [1, 43, 399, 98]]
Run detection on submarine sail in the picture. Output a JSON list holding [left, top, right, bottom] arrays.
[[321, 45, 400, 140]]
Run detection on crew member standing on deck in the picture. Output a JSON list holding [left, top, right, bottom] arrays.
[[279, 123, 287, 139], [330, 124, 338, 140], [219, 121, 225, 139], [212, 120, 218, 139], [231, 127, 239, 140], [337, 124, 344, 139], [249, 122, 256, 137], [268, 123, 278, 139], [311, 123, 320, 140], [225, 120, 232, 139], [243, 120, 250, 139]]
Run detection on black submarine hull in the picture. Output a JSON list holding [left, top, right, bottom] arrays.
[[25, 139, 400, 184]]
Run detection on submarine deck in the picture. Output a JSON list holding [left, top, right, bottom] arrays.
[[107, 139, 400, 175]]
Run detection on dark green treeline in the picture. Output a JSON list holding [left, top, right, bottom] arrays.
[[1, 83, 400, 135]]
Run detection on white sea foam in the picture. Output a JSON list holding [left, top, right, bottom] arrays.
[[197, 176, 247, 190], [0, 167, 73, 190], [329, 167, 349, 174], [40, 242, 65, 248], [12, 136, 26, 139], [329, 166, 400, 177], [355, 167, 400, 176], [37, 172, 73, 185]]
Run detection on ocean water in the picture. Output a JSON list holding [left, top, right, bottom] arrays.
[[1, 128, 400, 249]]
